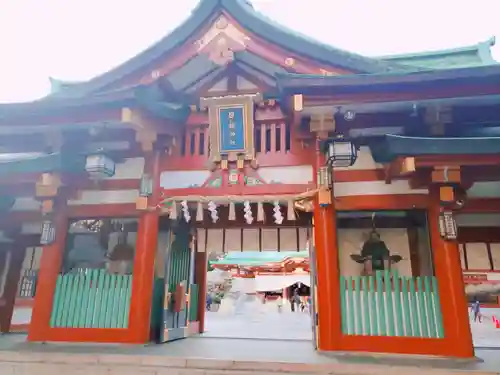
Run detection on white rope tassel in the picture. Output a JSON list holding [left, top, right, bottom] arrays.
[[243, 200, 253, 224], [273, 201, 283, 224], [169, 202, 178, 220], [196, 202, 204, 222], [181, 200, 191, 223], [228, 201, 236, 221], [257, 202, 265, 222], [287, 200, 296, 221], [208, 201, 219, 223]]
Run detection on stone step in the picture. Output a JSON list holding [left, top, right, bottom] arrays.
[[0, 351, 497, 375]]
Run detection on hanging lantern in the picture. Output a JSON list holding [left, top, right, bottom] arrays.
[[208, 201, 218, 223], [40, 220, 56, 245], [243, 201, 253, 224], [273, 201, 283, 224], [85, 152, 115, 179], [439, 210, 458, 240], [324, 137, 357, 168], [139, 174, 153, 197], [181, 200, 191, 223]]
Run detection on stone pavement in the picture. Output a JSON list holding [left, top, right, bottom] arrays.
[[0, 335, 499, 374], [0, 303, 499, 374]]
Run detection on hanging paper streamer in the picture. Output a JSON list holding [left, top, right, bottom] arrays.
[[196, 202, 204, 222], [228, 201, 236, 221], [243, 200, 253, 224], [169, 202, 178, 220], [273, 201, 283, 224], [257, 202, 264, 222], [208, 201, 219, 223], [287, 200, 296, 221], [181, 200, 191, 223]]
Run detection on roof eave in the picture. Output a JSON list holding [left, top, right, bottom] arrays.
[[276, 65, 500, 94]]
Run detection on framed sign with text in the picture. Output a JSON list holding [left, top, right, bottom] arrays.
[[201, 93, 261, 164]]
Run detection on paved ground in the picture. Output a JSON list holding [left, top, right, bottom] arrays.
[[204, 301, 313, 340], [206, 299, 500, 348], [0, 334, 499, 374]]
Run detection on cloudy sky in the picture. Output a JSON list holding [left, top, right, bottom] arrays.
[[0, 0, 498, 103]]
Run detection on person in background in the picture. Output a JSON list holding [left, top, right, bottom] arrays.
[[293, 288, 301, 313], [277, 295, 283, 313], [206, 292, 213, 311], [471, 299, 482, 323]]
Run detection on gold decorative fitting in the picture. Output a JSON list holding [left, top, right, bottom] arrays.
[[136, 196, 149, 211], [196, 15, 250, 66], [284, 57, 295, 66]]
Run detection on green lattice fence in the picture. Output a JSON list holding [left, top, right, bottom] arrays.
[[50, 269, 132, 328], [340, 271, 444, 338]]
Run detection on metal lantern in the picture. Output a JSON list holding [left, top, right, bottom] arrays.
[[40, 220, 56, 245], [139, 174, 153, 197], [85, 152, 115, 179], [326, 138, 358, 168], [438, 210, 458, 240]]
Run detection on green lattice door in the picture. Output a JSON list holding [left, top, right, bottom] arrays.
[[160, 223, 193, 342]]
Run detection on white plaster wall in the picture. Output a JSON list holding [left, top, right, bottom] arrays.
[[258, 165, 314, 184], [67, 190, 139, 205], [334, 146, 382, 171], [104, 157, 144, 180], [334, 180, 428, 197], [11, 198, 41, 211], [338, 228, 412, 277], [160, 170, 211, 189]]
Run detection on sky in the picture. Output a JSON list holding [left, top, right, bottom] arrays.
[[0, 0, 499, 103]]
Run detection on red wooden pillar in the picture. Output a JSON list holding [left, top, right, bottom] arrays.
[[128, 151, 161, 343], [428, 185, 474, 358], [28, 204, 68, 341], [313, 139, 341, 351]]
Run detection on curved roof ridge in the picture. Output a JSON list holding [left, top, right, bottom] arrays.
[[52, 0, 412, 98], [378, 36, 496, 60]]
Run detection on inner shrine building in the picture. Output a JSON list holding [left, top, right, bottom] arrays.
[[0, 0, 500, 359]]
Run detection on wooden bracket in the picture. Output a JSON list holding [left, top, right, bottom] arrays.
[[292, 94, 303, 112], [310, 113, 335, 134], [431, 166, 461, 184], [135, 130, 158, 152], [424, 106, 452, 136], [35, 173, 62, 199], [384, 157, 416, 183]]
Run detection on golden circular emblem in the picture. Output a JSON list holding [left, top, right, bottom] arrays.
[[284, 57, 295, 66], [215, 16, 228, 30]]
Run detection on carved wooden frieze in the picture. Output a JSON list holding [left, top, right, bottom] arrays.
[[200, 94, 262, 165]]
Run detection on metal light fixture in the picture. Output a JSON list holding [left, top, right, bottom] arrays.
[[85, 151, 115, 179], [40, 220, 56, 245], [139, 174, 153, 197], [324, 137, 358, 168], [438, 210, 458, 240], [344, 110, 356, 121]]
